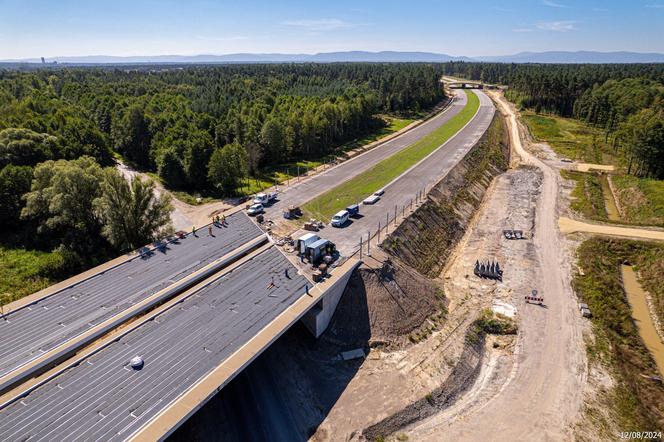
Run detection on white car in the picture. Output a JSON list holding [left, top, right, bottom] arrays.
[[331, 210, 349, 227], [363, 194, 380, 205], [247, 203, 264, 216]]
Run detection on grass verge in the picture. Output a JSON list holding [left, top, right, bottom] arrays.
[[574, 238, 664, 437], [302, 90, 480, 221], [0, 247, 64, 305]]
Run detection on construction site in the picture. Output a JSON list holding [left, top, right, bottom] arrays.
[[2, 80, 663, 441]]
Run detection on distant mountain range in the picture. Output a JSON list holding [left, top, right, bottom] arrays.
[[3, 50, 664, 65], [475, 51, 664, 64]]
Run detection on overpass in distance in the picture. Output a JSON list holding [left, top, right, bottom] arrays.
[[0, 89, 495, 440]]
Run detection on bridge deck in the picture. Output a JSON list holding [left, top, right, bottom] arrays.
[[0, 212, 263, 380], [0, 246, 311, 441]]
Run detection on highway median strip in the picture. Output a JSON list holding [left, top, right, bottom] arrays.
[[302, 90, 480, 221]]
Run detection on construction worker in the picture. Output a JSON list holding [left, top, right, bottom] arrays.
[[208, 225, 213, 236], [192, 225, 197, 236], [221, 214, 226, 225]]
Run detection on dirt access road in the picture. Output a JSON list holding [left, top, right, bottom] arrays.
[[116, 161, 232, 231], [559, 217, 664, 242], [406, 92, 587, 441]]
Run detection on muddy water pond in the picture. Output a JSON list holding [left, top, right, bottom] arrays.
[[600, 175, 620, 221], [621, 265, 664, 376]]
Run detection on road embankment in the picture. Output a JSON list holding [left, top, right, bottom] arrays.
[[382, 112, 510, 277]]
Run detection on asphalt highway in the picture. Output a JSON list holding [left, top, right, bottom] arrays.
[[263, 90, 467, 218], [305, 90, 495, 256], [0, 89, 496, 441]]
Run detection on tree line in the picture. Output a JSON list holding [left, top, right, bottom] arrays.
[[1, 63, 445, 194], [442, 62, 664, 179], [0, 63, 445, 271]]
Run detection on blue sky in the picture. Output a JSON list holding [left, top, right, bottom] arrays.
[[1, 0, 663, 59]]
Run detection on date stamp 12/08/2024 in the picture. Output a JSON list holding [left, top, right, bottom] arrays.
[[619, 432, 662, 440]]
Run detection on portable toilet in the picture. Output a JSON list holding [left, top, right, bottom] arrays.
[[297, 233, 320, 255]]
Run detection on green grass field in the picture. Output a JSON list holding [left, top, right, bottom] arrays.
[[302, 90, 479, 221], [560, 170, 608, 221], [612, 175, 664, 226], [0, 247, 64, 305], [529, 113, 664, 227], [522, 112, 611, 164]]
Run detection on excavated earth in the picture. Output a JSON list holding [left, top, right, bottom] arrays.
[[171, 113, 514, 442]]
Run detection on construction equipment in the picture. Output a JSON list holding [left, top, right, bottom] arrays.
[[503, 229, 525, 240], [305, 239, 337, 265], [296, 233, 320, 254], [474, 259, 503, 280], [304, 221, 319, 232], [283, 205, 302, 219]]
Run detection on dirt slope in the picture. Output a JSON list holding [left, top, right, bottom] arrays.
[[383, 114, 509, 277], [401, 91, 587, 441]]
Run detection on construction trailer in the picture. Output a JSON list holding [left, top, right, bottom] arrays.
[[306, 238, 336, 265], [297, 233, 320, 255]]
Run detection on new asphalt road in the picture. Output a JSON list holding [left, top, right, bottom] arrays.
[[262, 90, 467, 219], [281, 90, 495, 256]]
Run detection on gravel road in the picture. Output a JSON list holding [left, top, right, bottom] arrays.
[[406, 92, 587, 441]]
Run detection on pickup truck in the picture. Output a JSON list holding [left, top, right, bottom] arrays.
[[253, 192, 278, 205]]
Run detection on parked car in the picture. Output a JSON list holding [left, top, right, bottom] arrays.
[[247, 203, 264, 216], [374, 188, 385, 196], [579, 302, 592, 317], [363, 195, 380, 205], [346, 204, 360, 217], [331, 210, 350, 227]]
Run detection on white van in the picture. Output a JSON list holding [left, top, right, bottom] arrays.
[[331, 210, 349, 227]]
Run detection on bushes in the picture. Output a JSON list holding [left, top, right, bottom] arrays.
[[474, 308, 518, 336], [574, 238, 664, 434]]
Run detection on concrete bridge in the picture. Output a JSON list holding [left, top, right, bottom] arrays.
[[0, 211, 359, 441], [446, 81, 483, 89], [0, 88, 496, 441]]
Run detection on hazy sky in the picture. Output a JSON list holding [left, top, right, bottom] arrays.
[[2, 0, 663, 59]]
